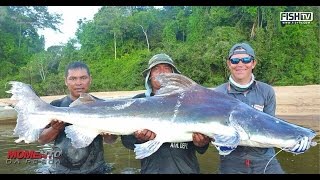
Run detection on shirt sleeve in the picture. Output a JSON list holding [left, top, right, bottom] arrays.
[[263, 86, 276, 116], [121, 135, 140, 150], [194, 143, 209, 154]]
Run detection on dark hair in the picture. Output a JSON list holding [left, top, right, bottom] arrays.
[[65, 61, 91, 77]]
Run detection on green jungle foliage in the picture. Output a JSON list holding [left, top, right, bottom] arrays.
[[0, 6, 319, 98]]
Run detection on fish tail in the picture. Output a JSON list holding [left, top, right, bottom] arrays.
[[6, 81, 48, 143]]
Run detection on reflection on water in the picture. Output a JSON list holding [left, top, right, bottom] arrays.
[[0, 121, 319, 174]]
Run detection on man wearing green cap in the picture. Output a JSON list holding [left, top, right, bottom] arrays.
[[121, 53, 211, 174], [214, 42, 311, 174]]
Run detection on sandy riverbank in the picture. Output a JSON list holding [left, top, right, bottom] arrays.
[[1, 85, 319, 123]]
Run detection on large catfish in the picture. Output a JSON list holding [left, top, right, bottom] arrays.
[[6, 73, 317, 159]]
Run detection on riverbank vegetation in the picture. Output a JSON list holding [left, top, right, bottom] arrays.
[[0, 6, 319, 98]]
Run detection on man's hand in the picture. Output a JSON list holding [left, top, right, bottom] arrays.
[[192, 133, 211, 147], [134, 129, 156, 142], [38, 119, 64, 144], [284, 137, 311, 154], [100, 132, 118, 144], [50, 119, 64, 132]]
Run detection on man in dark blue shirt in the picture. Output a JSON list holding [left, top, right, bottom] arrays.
[[38, 61, 117, 174]]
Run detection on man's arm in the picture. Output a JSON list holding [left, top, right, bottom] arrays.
[[263, 86, 276, 116], [38, 120, 64, 144]]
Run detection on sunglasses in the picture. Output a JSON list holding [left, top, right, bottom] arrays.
[[229, 57, 253, 64]]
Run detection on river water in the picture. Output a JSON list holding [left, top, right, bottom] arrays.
[[0, 117, 319, 174]]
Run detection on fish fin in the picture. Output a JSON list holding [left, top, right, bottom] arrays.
[[6, 81, 49, 143], [155, 73, 200, 96], [69, 93, 96, 107], [134, 139, 164, 159], [213, 144, 236, 156], [65, 125, 99, 148], [212, 134, 240, 155]]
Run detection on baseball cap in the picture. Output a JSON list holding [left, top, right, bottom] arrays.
[[228, 43, 255, 59], [142, 53, 181, 77]]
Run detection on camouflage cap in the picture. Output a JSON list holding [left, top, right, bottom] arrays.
[[142, 53, 181, 77]]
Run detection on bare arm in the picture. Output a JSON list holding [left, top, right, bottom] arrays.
[[38, 120, 64, 145]]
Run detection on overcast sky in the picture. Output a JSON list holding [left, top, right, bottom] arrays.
[[38, 6, 102, 50]]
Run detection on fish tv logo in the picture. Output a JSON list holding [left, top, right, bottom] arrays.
[[280, 12, 313, 25], [6, 147, 62, 165]]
